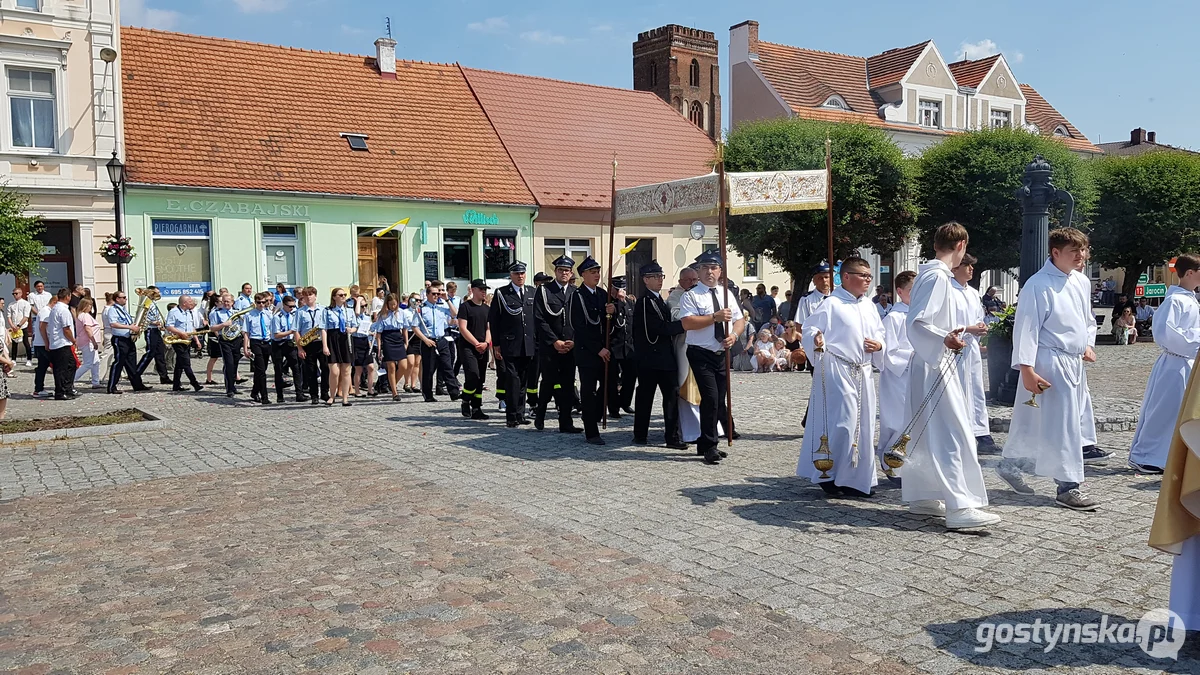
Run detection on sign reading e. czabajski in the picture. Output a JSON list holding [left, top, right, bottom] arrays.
[[166, 199, 310, 218]]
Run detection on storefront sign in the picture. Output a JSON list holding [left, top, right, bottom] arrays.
[[155, 282, 212, 297], [152, 219, 210, 237], [152, 218, 212, 297], [462, 210, 499, 225], [165, 199, 309, 218]]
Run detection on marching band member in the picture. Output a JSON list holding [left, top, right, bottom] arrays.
[[296, 287, 329, 405], [233, 283, 254, 311], [403, 293, 423, 394], [413, 281, 461, 403], [106, 290, 151, 395], [489, 262, 538, 427], [457, 279, 493, 420], [374, 294, 411, 400], [165, 295, 203, 392], [243, 291, 275, 404], [321, 287, 356, 406], [605, 277, 636, 419], [208, 293, 243, 398], [272, 294, 306, 403], [351, 297, 377, 398], [570, 256, 611, 445], [534, 256, 580, 433], [876, 270, 915, 474], [135, 285, 170, 385], [632, 260, 686, 449]]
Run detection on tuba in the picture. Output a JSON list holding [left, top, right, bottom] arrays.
[[219, 307, 254, 340], [164, 328, 209, 346], [132, 287, 162, 331]]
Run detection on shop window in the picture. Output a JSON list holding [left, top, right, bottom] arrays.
[[744, 255, 761, 279], [151, 219, 212, 297], [442, 229, 474, 281], [543, 238, 591, 277], [16, 0, 41, 10], [8, 68, 56, 150], [484, 229, 518, 279]]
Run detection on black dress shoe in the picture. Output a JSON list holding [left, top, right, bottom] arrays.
[[621, 406, 635, 415], [840, 486, 875, 498], [54, 395, 68, 400], [424, 397, 437, 403], [450, 392, 462, 401], [632, 437, 649, 445], [193, 384, 204, 392], [666, 441, 689, 450], [559, 426, 582, 434], [132, 386, 154, 392], [517, 416, 532, 426], [586, 436, 606, 445], [261, 399, 272, 406], [172, 386, 186, 392], [226, 393, 235, 398], [608, 411, 622, 420], [297, 395, 310, 402], [696, 448, 729, 458], [310, 398, 320, 405], [702, 450, 722, 465], [818, 481, 842, 496], [534, 417, 545, 431], [471, 409, 489, 420], [251, 395, 261, 403], [506, 420, 519, 428], [235, 378, 247, 384], [277, 396, 285, 403]]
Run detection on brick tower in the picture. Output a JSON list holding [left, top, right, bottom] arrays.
[[633, 25, 721, 139]]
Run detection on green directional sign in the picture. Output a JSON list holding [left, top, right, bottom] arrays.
[[1139, 273, 1149, 284], [1144, 283, 1167, 298]]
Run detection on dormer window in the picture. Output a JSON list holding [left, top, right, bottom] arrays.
[[990, 109, 1011, 129], [918, 100, 941, 128], [340, 132, 369, 151], [1053, 125, 1071, 138], [821, 95, 848, 110]]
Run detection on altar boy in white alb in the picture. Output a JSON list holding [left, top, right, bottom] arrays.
[[951, 255, 998, 454], [876, 270, 916, 476], [1128, 253, 1200, 474], [798, 257, 885, 497], [998, 228, 1100, 511]]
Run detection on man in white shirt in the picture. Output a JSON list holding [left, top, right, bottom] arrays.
[[1135, 297, 1156, 336], [678, 250, 747, 465], [7, 288, 32, 365], [793, 263, 833, 325], [28, 280, 51, 314], [44, 289, 78, 400], [31, 299, 53, 396]]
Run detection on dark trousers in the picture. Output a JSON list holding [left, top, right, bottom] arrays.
[[606, 357, 637, 415], [16, 332, 32, 361], [273, 342, 303, 400], [218, 338, 242, 395], [172, 343, 199, 389], [458, 345, 488, 409], [535, 352, 576, 429], [499, 355, 536, 421], [136, 328, 168, 381], [577, 365, 603, 439], [302, 340, 330, 401], [50, 345, 74, 397], [33, 345, 50, 392], [421, 337, 460, 399], [108, 335, 145, 393], [687, 346, 734, 454], [634, 367, 682, 444], [249, 339, 271, 400]]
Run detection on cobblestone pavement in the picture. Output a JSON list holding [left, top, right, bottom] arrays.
[[2, 340, 1197, 673]]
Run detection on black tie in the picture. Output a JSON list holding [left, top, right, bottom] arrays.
[[710, 288, 726, 341]]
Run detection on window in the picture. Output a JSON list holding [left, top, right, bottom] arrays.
[[442, 229, 474, 280], [689, 101, 704, 129], [484, 229, 518, 280], [1053, 125, 1071, 138], [340, 132, 368, 151], [8, 68, 56, 150], [918, 100, 940, 128], [990, 109, 1011, 128], [821, 96, 847, 110], [689, 59, 700, 87], [151, 219, 213, 297], [262, 225, 298, 238], [649, 62, 658, 87], [16, 0, 41, 9], [543, 238, 591, 277], [744, 255, 761, 279]]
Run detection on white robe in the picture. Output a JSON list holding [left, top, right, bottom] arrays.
[[1129, 286, 1200, 468], [951, 280, 989, 436], [1070, 269, 1100, 447], [1005, 260, 1094, 483], [792, 290, 829, 324], [797, 287, 885, 493], [902, 261, 989, 510], [877, 301, 912, 457]]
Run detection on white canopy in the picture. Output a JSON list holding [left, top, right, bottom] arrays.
[[613, 169, 828, 226]]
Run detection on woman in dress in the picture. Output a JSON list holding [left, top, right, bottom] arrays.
[[350, 296, 377, 397], [782, 320, 806, 370], [322, 287, 357, 406], [374, 295, 411, 400], [73, 297, 103, 388], [403, 292, 422, 393]]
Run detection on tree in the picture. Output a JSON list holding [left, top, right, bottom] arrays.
[[723, 118, 917, 295], [915, 127, 1095, 273], [0, 184, 44, 279], [1090, 151, 1200, 298]]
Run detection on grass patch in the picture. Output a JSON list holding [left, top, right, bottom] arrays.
[[0, 409, 148, 435]]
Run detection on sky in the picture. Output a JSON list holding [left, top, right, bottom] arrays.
[[123, 0, 1199, 151]]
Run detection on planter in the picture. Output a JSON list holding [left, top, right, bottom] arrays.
[[987, 334, 1018, 406], [0, 409, 168, 445]]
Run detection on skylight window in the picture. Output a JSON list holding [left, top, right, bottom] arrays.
[[340, 132, 369, 151]]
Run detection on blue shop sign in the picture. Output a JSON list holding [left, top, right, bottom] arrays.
[[155, 282, 212, 297], [152, 219, 210, 238]]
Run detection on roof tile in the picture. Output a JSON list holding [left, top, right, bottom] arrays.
[[1019, 84, 1101, 154], [946, 55, 999, 89], [865, 41, 930, 89]]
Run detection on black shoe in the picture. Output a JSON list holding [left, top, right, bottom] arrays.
[[436, 387, 446, 396], [632, 437, 649, 445], [666, 441, 689, 450], [702, 450, 722, 465], [621, 406, 635, 415], [697, 448, 729, 458], [310, 397, 320, 405], [226, 393, 235, 398], [277, 396, 285, 403], [840, 486, 875, 498], [461, 400, 472, 418], [132, 386, 154, 392], [251, 395, 261, 403], [471, 409, 489, 420], [108, 390, 122, 395], [235, 378, 247, 384], [54, 395, 68, 400], [586, 436, 605, 445], [424, 397, 438, 403], [282, 382, 292, 389], [559, 426, 582, 434], [342, 402, 352, 407], [450, 392, 462, 401], [159, 377, 172, 385], [297, 395, 310, 402], [534, 417, 545, 431], [68, 390, 81, 398], [517, 416, 532, 426], [818, 482, 841, 496], [193, 384, 204, 392], [172, 386, 186, 392], [506, 419, 520, 428], [261, 399, 272, 406], [608, 411, 622, 420]]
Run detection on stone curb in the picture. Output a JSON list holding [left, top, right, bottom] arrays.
[[0, 410, 169, 445], [988, 413, 1138, 434]]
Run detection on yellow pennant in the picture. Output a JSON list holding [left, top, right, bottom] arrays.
[[619, 239, 640, 255], [374, 217, 409, 237]]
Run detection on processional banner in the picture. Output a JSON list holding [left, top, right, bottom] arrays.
[[613, 169, 828, 225]]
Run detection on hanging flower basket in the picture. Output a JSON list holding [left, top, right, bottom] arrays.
[[99, 234, 136, 262]]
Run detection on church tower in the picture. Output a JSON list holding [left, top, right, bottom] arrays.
[[633, 25, 721, 140]]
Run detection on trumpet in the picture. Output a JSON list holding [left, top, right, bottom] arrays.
[[164, 328, 209, 346], [218, 307, 254, 340]]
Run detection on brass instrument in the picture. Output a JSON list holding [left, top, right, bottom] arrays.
[[297, 325, 321, 347], [164, 328, 210, 346], [132, 287, 162, 332], [218, 307, 254, 340]]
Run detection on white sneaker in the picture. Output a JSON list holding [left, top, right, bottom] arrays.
[[25, 361, 33, 367], [909, 500, 946, 517], [498, 400, 506, 411], [945, 507, 1002, 529]]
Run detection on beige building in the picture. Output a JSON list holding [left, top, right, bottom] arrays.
[[0, 0, 120, 297]]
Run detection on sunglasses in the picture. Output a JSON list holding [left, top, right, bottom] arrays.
[[115, 295, 127, 300], [336, 293, 347, 297], [255, 300, 268, 305]]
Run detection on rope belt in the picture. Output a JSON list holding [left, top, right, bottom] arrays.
[[1162, 347, 1195, 360], [828, 351, 868, 467]]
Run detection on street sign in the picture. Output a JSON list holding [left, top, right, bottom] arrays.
[[1139, 273, 1149, 283], [1145, 283, 1167, 298], [689, 221, 705, 241]]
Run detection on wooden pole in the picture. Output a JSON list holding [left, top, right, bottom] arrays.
[[718, 150, 734, 447], [825, 138, 835, 283], [602, 156, 617, 429]]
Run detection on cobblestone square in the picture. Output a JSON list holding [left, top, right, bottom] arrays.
[[1, 342, 1198, 673]]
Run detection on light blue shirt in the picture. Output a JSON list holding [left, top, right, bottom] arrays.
[[353, 313, 374, 338], [208, 307, 239, 339], [417, 301, 453, 339], [106, 304, 134, 337], [166, 307, 195, 333], [324, 305, 353, 332], [273, 310, 298, 342], [374, 310, 410, 332], [233, 293, 254, 311], [296, 305, 325, 335], [247, 308, 273, 340]]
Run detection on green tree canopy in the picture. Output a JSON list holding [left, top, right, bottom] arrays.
[[0, 185, 44, 279], [915, 127, 1096, 272], [1089, 150, 1200, 297], [722, 118, 917, 291]]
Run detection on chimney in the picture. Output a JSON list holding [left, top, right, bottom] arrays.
[[729, 20, 759, 65], [1147, 131, 1157, 143], [375, 37, 397, 79], [1130, 127, 1147, 145]]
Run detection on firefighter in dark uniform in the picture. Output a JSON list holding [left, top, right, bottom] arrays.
[[605, 276, 637, 418], [489, 261, 538, 427], [631, 260, 688, 449], [569, 256, 613, 445], [533, 255, 581, 434]]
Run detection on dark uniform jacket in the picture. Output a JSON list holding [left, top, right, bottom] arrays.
[[489, 283, 536, 359], [606, 296, 635, 360], [633, 292, 684, 371], [534, 282, 574, 351], [570, 285, 607, 369]]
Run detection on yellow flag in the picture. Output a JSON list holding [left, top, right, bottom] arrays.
[[619, 239, 641, 255], [374, 217, 409, 237]]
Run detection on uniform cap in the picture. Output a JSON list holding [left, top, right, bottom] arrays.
[[552, 255, 575, 270], [576, 256, 601, 274], [508, 261, 528, 273], [694, 250, 724, 267], [640, 260, 665, 276]]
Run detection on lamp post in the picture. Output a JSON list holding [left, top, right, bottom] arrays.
[[106, 151, 126, 293]]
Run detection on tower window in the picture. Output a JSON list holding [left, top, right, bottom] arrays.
[[650, 62, 657, 87], [689, 59, 700, 87], [689, 101, 704, 129]]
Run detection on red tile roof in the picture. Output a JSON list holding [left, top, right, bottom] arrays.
[[462, 68, 717, 209], [120, 28, 535, 205], [947, 55, 999, 89], [1019, 84, 1101, 154], [865, 41, 930, 89]]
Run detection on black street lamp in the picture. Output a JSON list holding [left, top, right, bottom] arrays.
[[106, 151, 126, 292]]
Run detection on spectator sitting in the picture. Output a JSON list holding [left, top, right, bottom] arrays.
[[1110, 293, 1137, 329], [1113, 307, 1138, 345], [876, 293, 892, 319], [782, 321, 806, 370], [768, 316, 784, 337], [982, 286, 1006, 317], [1135, 297, 1155, 336], [753, 329, 777, 373], [773, 338, 791, 372]]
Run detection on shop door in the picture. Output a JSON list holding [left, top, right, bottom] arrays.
[[623, 237, 654, 298], [374, 237, 399, 297], [442, 229, 474, 293], [264, 244, 298, 288], [32, 221, 75, 292], [357, 237, 378, 296]]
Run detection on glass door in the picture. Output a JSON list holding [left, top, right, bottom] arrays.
[[442, 229, 474, 292], [262, 225, 302, 291]]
